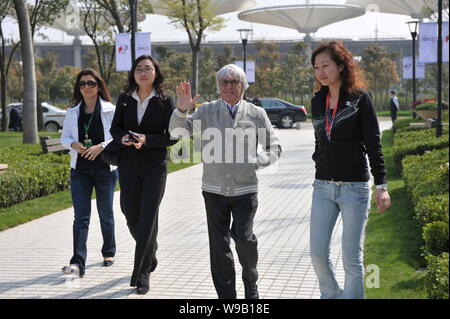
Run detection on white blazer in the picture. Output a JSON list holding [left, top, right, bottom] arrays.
[[61, 98, 117, 171]]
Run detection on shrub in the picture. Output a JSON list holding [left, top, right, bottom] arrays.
[[402, 148, 449, 204], [424, 253, 449, 299], [416, 101, 437, 111], [422, 221, 449, 256], [393, 128, 448, 171], [415, 194, 449, 226], [0, 144, 70, 208], [392, 118, 423, 133]]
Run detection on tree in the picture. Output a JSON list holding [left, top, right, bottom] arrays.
[[360, 44, 400, 110], [279, 42, 312, 105], [154, 45, 191, 97], [78, 0, 152, 84], [216, 45, 235, 67], [165, 0, 225, 96], [0, 0, 20, 131], [13, 0, 38, 143], [252, 41, 282, 99], [49, 65, 81, 105], [199, 46, 217, 100]]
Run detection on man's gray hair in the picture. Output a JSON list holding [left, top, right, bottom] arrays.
[[216, 64, 249, 95]]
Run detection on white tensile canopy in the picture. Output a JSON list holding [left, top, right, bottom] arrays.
[[345, 0, 438, 20], [237, 4, 366, 37]]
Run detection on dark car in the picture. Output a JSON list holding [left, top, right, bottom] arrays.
[[251, 98, 307, 128]]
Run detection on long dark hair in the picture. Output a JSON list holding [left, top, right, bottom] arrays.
[[311, 41, 367, 95], [123, 55, 165, 96], [71, 69, 111, 106]]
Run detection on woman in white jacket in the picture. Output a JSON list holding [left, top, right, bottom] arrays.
[[60, 69, 118, 278]]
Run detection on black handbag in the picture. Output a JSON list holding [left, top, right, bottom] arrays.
[[101, 140, 122, 166]]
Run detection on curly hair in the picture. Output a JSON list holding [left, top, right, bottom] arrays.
[[123, 55, 165, 97], [311, 41, 367, 95], [71, 69, 111, 106]]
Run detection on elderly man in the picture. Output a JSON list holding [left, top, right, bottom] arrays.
[[169, 64, 281, 299]]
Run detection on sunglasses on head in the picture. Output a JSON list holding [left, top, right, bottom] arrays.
[[79, 80, 97, 88]]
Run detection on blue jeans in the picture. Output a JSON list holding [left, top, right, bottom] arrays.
[[70, 167, 118, 275], [310, 179, 370, 299]]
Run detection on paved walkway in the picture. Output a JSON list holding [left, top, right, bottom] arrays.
[[0, 121, 391, 299]]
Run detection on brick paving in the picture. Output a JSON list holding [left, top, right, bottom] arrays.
[[0, 121, 391, 299]]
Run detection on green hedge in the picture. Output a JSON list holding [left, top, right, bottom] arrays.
[[415, 194, 449, 226], [0, 144, 70, 208], [402, 148, 449, 204], [393, 128, 448, 171], [423, 221, 449, 256], [401, 147, 449, 298], [424, 253, 449, 299], [392, 118, 424, 133]]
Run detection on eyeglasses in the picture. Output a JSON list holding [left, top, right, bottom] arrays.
[[79, 80, 97, 88], [220, 79, 240, 86], [135, 67, 154, 74]]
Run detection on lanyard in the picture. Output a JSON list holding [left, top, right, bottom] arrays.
[[84, 111, 94, 140], [325, 93, 339, 142]]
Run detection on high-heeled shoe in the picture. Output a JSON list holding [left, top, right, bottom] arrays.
[[103, 258, 114, 267]]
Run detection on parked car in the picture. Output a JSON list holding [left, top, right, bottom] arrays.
[[1, 102, 66, 132], [252, 98, 307, 128]]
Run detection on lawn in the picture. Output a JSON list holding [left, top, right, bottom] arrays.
[[0, 132, 199, 231], [364, 129, 427, 298]]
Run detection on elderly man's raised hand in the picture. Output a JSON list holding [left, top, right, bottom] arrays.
[[176, 81, 199, 113]]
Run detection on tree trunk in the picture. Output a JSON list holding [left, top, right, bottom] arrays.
[[1, 56, 7, 131], [37, 93, 43, 131], [13, 0, 38, 144], [191, 47, 199, 97]]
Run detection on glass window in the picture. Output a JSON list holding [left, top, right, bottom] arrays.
[[269, 100, 285, 109]]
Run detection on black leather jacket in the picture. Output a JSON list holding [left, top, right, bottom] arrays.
[[311, 86, 387, 185]]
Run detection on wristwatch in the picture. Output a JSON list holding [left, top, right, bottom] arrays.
[[376, 184, 388, 190]]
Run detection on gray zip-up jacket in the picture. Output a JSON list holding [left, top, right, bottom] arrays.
[[169, 99, 281, 196]]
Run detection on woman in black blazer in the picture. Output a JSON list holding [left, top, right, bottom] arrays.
[[110, 55, 177, 295]]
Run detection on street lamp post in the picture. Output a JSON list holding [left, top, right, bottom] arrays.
[[407, 20, 419, 119], [129, 0, 138, 63], [436, 0, 443, 137], [237, 28, 252, 100]]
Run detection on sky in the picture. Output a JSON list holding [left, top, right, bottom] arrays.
[[1, 0, 437, 44]]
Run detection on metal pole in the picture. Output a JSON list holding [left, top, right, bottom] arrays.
[[243, 38, 247, 100], [436, 0, 443, 137], [130, 0, 137, 63], [412, 33, 417, 119]]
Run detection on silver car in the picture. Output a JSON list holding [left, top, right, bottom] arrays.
[[2, 102, 66, 132]]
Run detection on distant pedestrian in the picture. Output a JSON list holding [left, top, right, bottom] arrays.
[[310, 41, 391, 299], [9, 106, 22, 131], [60, 69, 118, 278], [389, 90, 400, 123]]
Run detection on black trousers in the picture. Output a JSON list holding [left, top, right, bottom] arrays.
[[118, 161, 167, 287], [202, 191, 259, 299], [390, 109, 397, 123]]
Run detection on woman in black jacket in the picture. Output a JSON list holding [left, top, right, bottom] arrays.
[[309, 42, 391, 299], [110, 55, 177, 294]]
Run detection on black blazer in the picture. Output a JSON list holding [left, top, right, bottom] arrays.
[[311, 86, 386, 185], [110, 92, 178, 164]]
